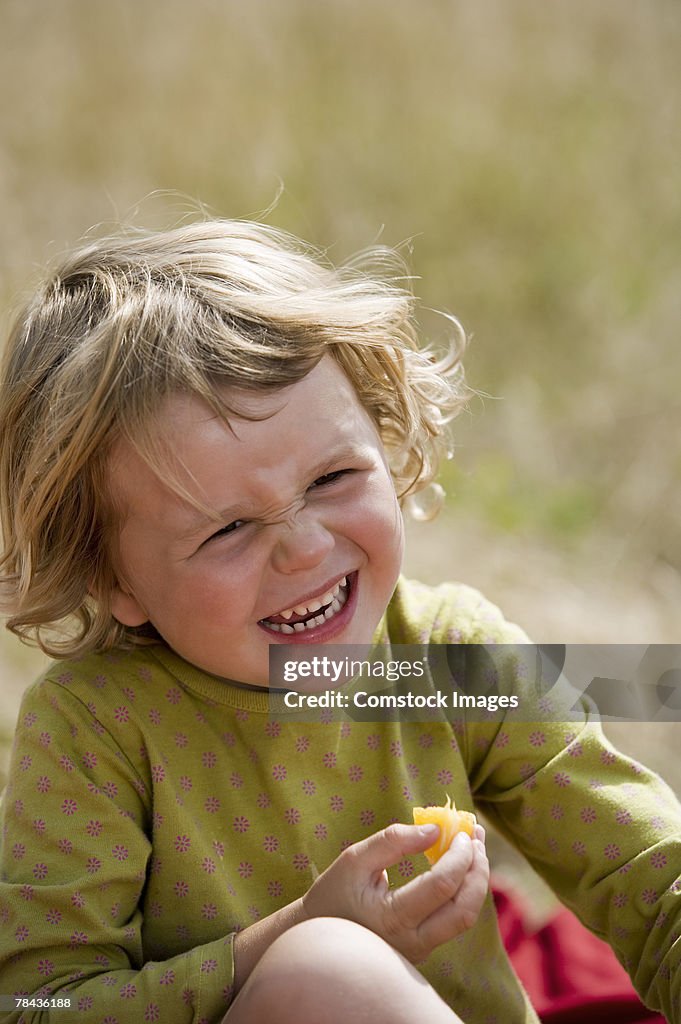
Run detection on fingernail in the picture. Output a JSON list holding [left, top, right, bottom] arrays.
[[418, 824, 439, 837], [453, 831, 471, 847]]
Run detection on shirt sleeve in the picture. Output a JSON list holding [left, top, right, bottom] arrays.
[[0, 676, 235, 1024], [454, 599, 681, 1024]]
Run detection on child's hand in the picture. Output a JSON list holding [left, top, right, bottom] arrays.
[[301, 822, 489, 963]]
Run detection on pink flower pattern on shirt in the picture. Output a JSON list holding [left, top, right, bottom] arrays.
[[1, 580, 680, 1024]]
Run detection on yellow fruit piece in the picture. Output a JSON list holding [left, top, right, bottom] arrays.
[[412, 796, 477, 865]]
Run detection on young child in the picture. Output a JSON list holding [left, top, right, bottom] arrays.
[[0, 220, 679, 1024]]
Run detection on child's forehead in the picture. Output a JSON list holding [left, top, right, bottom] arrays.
[[107, 357, 380, 513], [149, 356, 366, 435]]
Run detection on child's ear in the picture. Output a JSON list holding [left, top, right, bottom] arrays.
[[109, 582, 149, 628]]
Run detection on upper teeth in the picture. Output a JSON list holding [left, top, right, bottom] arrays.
[[265, 577, 348, 634], [279, 577, 347, 620]]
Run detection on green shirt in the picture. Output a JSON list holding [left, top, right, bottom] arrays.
[[1, 578, 680, 1023]]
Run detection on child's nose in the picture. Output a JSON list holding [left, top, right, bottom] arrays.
[[271, 517, 335, 574]]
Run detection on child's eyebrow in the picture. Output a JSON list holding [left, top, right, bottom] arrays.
[[175, 442, 373, 541]]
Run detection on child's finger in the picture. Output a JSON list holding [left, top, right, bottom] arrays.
[[346, 823, 441, 875], [386, 831, 475, 929], [415, 843, 490, 950]]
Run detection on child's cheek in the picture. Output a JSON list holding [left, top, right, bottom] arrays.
[[360, 479, 405, 574]]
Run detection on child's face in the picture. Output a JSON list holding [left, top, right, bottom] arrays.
[[108, 357, 405, 687]]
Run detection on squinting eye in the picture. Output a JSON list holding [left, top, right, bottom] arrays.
[[310, 470, 348, 488], [208, 520, 246, 542]]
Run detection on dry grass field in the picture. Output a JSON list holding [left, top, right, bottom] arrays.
[[2, 0, 680, 906]]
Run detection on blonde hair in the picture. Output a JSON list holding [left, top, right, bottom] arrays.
[[0, 219, 467, 658]]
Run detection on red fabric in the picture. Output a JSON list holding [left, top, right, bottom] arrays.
[[493, 884, 667, 1024]]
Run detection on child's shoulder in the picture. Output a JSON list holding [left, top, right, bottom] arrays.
[[21, 643, 167, 711], [386, 576, 529, 646]]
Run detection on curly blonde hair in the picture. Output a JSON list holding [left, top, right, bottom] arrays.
[[0, 219, 467, 658]]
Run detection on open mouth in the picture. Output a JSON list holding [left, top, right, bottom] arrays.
[[259, 574, 354, 636]]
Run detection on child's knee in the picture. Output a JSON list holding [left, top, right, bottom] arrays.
[[227, 917, 464, 1024], [230, 918, 411, 1022], [258, 916, 397, 983]]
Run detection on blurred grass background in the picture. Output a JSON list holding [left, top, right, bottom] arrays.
[[2, 0, 680, 898]]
